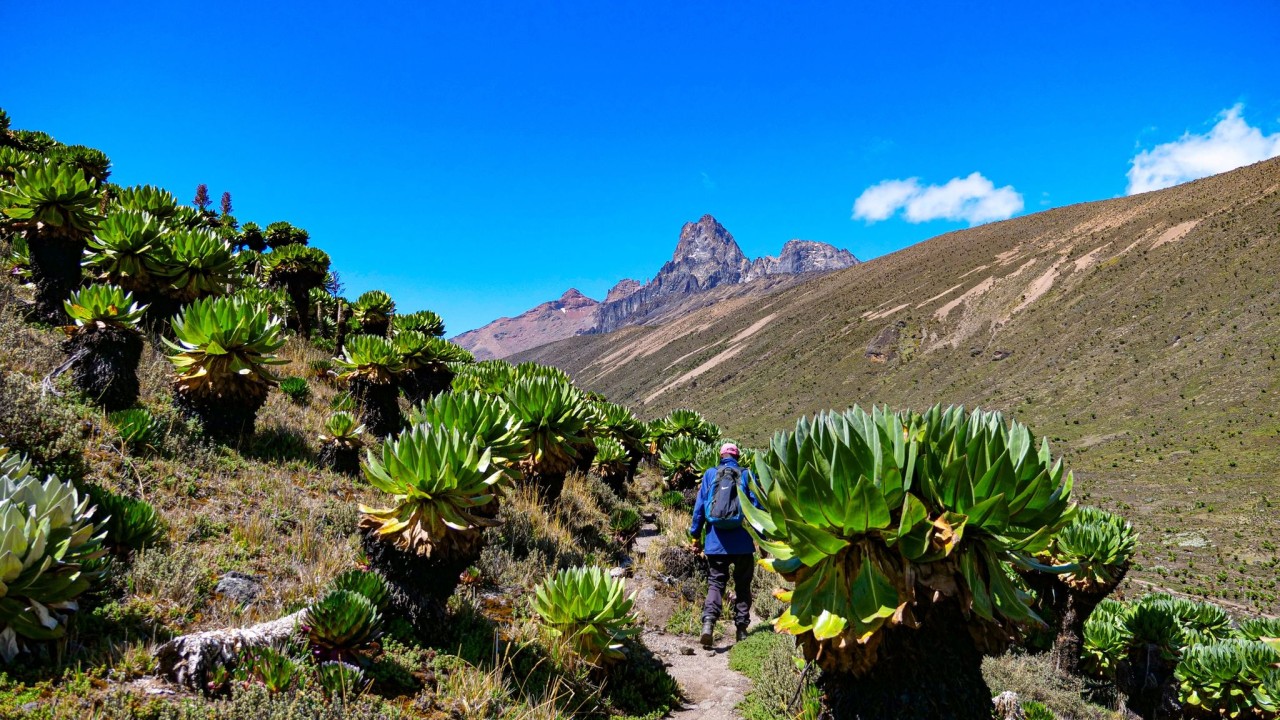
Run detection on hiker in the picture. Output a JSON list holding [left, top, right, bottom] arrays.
[[688, 442, 760, 648]]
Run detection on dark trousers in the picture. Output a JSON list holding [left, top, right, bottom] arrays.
[[703, 553, 754, 627]]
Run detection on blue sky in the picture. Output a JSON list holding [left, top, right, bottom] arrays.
[[6, 1, 1279, 333]]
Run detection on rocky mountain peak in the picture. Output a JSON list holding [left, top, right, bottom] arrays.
[[456, 214, 859, 355], [747, 239, 860, 280], [604, 279, 642, 303], [556, 288, 597, 308], [662, 214, 751, 290]]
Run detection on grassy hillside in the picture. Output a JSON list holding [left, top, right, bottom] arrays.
[[516, 157, 1280, 614]]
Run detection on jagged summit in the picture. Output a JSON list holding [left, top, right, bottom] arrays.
[[454, 215, 858, 358], [747, 239, 860, 280]]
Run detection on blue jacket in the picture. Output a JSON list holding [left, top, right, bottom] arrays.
[[689, 458, 761, 556]]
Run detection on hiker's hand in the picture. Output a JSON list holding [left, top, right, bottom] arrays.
[[688, 539, 702, 553]]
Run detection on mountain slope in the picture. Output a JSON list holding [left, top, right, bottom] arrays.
[[455, 215, 858, 359], [452, 289, 599, 361], [516, 157, 1280, 613]]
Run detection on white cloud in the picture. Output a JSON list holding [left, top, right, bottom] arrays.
[[852, 172, 1024, 226], [1127, 104, 1280, 195]]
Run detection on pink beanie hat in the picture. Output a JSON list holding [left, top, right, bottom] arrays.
[[719, 442, 740, 457]]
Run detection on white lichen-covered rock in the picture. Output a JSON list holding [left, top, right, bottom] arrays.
[[992, 691, 1026, 720], [153, 609, 307, 688]]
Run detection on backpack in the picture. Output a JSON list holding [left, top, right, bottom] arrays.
[[705, 465, 748, 529]]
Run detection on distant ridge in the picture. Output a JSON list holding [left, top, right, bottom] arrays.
[[453, 215, 858, 359]]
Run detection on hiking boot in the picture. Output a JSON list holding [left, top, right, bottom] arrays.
[[699, 620, 715, 648], [735, 625, 749, 642]]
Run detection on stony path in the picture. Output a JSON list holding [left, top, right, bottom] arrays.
[[631, 522, 752, 720]]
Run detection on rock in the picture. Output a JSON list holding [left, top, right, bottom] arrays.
[[215, 571, 262, 604], [609, 566, 627, 578], [992, 349, 1014, 361], [747, 239, 859, 280], [992, 691, 1025, 720], [679, 646, 695, 656], [865, 325, 901, 363], [604, 278, 642, 303]]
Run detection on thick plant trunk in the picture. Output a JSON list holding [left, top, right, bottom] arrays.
[[285, 283, 311, 337], [401, 367, 454, 406], [360, 529, 473, 636], [154, 609, 306, 689], [28, 233, 84, 324], [533, 471, 567, 503], [360, 319, 389, 338], [1119, 644, 1181, 720], [602, 471, 628, 497], [1029, 566, 1127, 678], [173, 386, 267, 441], [318, 443, 360, 477], [140, 291, 182, 332], [333, 304, 348, 352], [62, 326, 142, 412], [349, 378, 401, 438], [815, 602, 993, 720], [572, 443, 598, 476]]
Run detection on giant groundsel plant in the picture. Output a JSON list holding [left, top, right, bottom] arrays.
[[743, 405, 1076, 719]]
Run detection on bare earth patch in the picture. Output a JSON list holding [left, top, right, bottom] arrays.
[[935, 277, 995, 321], [1150, 219, 1201, 249]]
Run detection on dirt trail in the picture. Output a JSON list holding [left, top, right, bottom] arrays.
[[631, 522, 752, 720]]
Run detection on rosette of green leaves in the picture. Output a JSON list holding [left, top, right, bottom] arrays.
[[163, 296, 287, 400], [394, 331, 473, 372], [1044, 506, 1137, 592], [110, 185, 178, 220], [327, 570, 388, 610], [108, 408, 158, 447], [358, 425, 508, 557], [315, 661, 368, 701], [241, 645, 298, 694], [512, 361, 573, 385], [533, 566, 638, 666], [319, 412, 365, 450], [83, 209, 167, 293], [1170, 597, 1233, 646], [406, 390, 527, 468], [501, 377, 594, 477], [233, 286, 290, 320], [1236, 618, 1280, 642], [0, 147, 32, 181], [305, 588, 383, 662], [648, 408, 721, 452], [83, 484, 164, 555], [351, 290, 394, 330], [1081, 599, 1132, 679], [263, 244, 330, 286], [334, 335, 404, 385], [149, 228, 234, 302], [1175, 639, 1280, 717], [46, 145, 110, 184], [658, 436, 709, 488], [591, 400, 646, 459], [592, 437, 629, 478], [742, 405, 1074, 675], [63, 284, 147, 333], [0, 162, 102, 235], [391, 310, 445, 337], [0, 448, 106, 661], [451, 359, 516, 395]]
